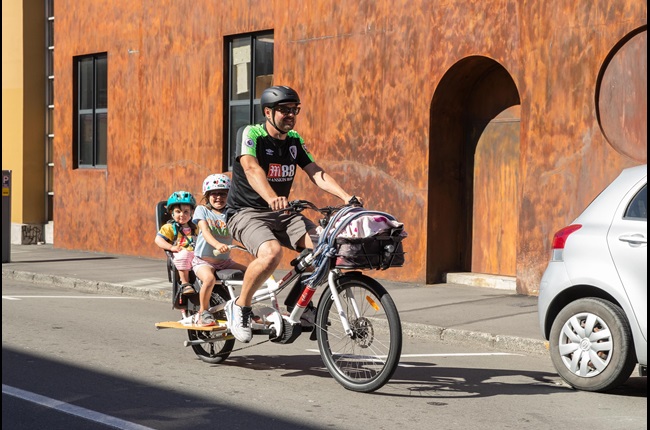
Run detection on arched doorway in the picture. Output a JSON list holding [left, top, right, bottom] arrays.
[[426, 56, 520, 283]]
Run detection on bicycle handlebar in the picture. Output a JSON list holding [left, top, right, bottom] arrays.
[[286, 197, 363, 216]]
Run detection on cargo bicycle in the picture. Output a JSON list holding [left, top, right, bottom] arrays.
[[155, 199, 407, 392]]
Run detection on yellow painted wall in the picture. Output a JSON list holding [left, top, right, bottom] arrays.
[[1, 0, 46, 225], [2, 0, 24, 222]]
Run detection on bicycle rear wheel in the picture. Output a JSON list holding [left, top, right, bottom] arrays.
[[187, 284, 234, 364], [316, 273, 402, 392]]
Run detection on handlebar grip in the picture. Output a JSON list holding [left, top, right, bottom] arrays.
[[288, 200, 305, 213], [348, 196, 362, 206]]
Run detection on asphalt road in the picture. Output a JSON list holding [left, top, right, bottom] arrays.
[[2, 280, 647, 430]]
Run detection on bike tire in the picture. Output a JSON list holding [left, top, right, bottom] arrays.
[[315, 273, 402, 392], [187, 285, 235, 364]]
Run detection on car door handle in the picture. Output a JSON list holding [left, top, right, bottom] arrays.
[[618, 234, 647, 245]]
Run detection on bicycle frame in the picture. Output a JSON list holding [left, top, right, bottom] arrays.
[[212, 247, 340, 335]]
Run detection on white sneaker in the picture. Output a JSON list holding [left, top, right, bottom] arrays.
[[225, 299, 253, 343]]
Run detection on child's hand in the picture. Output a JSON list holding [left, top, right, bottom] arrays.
[[213, 243, 230, 256], [170, 245, 181, 253]]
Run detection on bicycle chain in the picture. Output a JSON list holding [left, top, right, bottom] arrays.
[[227, 337, 272, 354]]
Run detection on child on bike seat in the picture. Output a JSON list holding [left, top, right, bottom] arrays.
[[155, 191, 199, 295], [190, 174, 248, 327]]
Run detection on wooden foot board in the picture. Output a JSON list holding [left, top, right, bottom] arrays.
[[155, 320, 277, 336], [155, 321, 228, 332]]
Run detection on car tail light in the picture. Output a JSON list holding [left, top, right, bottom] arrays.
[[551, 224, 582, 261]]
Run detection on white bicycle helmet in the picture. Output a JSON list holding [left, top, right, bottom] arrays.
[[202, 174, 231, 194]]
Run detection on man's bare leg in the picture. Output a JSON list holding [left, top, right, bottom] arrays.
[[236, 240, 283, 306]]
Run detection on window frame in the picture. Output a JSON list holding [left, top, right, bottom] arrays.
[[73, 53, 108, 169], [224, 31, 274, 171], [624, 184, 647, 220]]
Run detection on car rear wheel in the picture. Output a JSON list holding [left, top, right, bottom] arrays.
[[549, 297, 637, 392]]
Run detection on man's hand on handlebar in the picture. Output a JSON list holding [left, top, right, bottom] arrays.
[[348, 195, 363, 207], [268, 196, 289, 211]]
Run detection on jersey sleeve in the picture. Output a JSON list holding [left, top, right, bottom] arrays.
[[237, 124, 262, 158]]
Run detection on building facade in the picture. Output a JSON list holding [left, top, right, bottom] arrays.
[[2, 1, 646, 295]]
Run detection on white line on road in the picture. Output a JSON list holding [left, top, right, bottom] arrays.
[[399, 352, 521, 357], [2, 384, 156, 430], [305, 349, 522, 359]]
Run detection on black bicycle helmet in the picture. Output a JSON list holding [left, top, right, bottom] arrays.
[[260, 85, 300, 109]]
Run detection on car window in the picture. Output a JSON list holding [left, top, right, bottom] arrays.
[[624, 184, 647, 220]]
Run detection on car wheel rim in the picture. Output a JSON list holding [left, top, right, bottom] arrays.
[[558, 312, 613, 378]]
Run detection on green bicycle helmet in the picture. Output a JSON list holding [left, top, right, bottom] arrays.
[[166, 191, 196, 209]]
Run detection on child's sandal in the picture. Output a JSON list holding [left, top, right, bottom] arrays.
[[181, 283, 195, 295]]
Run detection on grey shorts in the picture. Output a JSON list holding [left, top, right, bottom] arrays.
[[227, 208, 317, 257]]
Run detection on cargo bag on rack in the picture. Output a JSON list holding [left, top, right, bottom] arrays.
[[334, 226, 406, 270]]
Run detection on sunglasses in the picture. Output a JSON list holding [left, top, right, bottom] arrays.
[[209, 191, 228, 198], [275, 106, 301, 116]]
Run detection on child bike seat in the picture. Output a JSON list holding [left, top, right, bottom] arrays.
[[215, 269, 244, 281]]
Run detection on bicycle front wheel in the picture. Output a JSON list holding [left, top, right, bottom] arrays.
[[316, 273, 402, 392]]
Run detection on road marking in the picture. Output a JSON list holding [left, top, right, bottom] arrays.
[[305, 349, 522, 367], [399, 353, 521, 357], [122, 278, 168, 287], [2, 296, 141, 300], [305, 349, 521, 358], [2, 384, 156, 430]]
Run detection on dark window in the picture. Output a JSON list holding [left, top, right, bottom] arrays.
[[625, 184, 647, 220], [74, 53, 107, 168], [225, 32, 274, 170]]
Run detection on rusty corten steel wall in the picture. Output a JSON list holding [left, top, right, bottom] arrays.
[[52, 0, 647, 294]]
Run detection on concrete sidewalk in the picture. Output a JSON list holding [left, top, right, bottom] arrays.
[[2, 244, 548, 355]]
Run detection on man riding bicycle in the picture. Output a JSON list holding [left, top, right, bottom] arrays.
[[225, 85, 361, 343]]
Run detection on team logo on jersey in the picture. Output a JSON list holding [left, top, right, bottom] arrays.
[[289, 146, 297, 160], [268, 163, 296, 180], [245, 138, 254, 148]]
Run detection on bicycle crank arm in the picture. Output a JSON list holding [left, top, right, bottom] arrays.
[[207, 303, 226, 313]]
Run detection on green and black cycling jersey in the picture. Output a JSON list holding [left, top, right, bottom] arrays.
[[228, 123, 315, 210]]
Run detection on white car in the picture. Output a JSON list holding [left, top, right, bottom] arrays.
[[538, 164, 647, 392]]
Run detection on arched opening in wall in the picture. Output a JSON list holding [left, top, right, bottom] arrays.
[[426, 56, 520, 284], [596, 26, 647, 164]]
